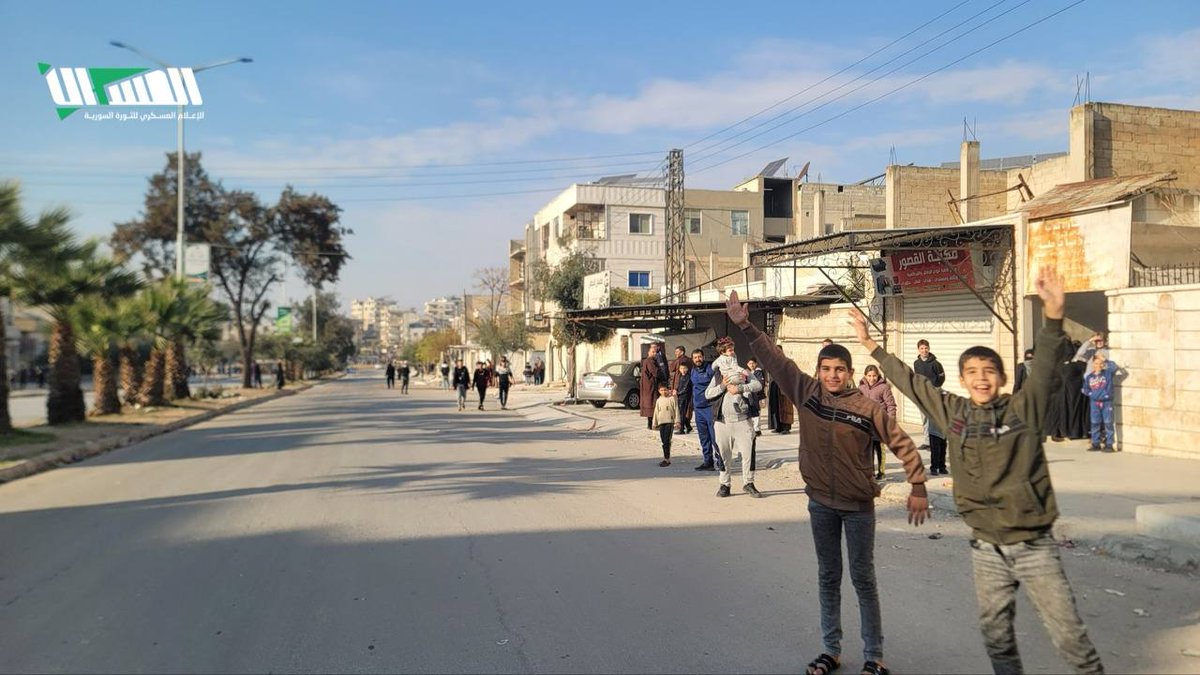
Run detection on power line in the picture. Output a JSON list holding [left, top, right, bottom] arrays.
[[691, 0, 1086, 175], [689, 0, 1024, 166], [682, 0, 975, 153]]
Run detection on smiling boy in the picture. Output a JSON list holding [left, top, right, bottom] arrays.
[[849, 266, 1103, 674], [726, 291, 928, 675]]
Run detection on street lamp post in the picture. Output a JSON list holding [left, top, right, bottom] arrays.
[[109, 41, 251, 281]]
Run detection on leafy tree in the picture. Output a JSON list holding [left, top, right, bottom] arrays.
[[415, 328, 459, 365], [111, 157, 349, 390], [294, 291, 357, 371], [475, 315, 532, 363], [529, 250, 613, 395], [14, 239, 139, 424]]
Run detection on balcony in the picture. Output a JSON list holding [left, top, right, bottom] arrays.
[[509, 239, 526, 259], [565, 206, 606, 240]]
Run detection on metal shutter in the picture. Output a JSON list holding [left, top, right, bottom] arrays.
[[899, 292, 995, 425]]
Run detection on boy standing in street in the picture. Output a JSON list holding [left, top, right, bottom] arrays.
[[725, 292, 928, 675], [849, 266, 1104, 675], [651, 384, 677, 467], [914, 339, 949, 474]]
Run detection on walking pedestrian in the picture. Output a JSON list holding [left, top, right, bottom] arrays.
[[652, 384, 677, 467], [640, 343, 662, 430], [705, 337, 764, 498], [1083, 352, 1118, 452], [399, 360, 411, 394], [534, 358, 545, 385], [253, 362, 263, 389], [472, 361, 490, 410], [452, 359, 470, 411], [851, 266, 1104, 675], [522, 361, 533, 385], [275, 361, 285, 390], [858, 365, 897, 479], [728, 293, 928, 675], [440, 359, 451, 390], [385, 361, 396, 389], [496, 358, 513, 409], [689, 349, 723, 472], [914, 338, 948, 475]]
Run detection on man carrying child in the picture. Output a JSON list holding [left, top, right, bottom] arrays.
[[725, 293, 929, 675], [849, 265, 1104, 675]]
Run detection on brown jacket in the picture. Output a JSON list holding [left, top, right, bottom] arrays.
[[740, 323, 927, 510]]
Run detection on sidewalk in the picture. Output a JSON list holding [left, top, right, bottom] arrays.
[[503, 385, 1200, 572]]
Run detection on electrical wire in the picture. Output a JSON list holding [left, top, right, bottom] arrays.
[[691, 0, 1087, 175]]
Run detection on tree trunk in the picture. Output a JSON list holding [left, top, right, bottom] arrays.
[[139, 348, 167, 407], [0, 304, 12, 434], [119, 345, 143, 407], [90, 354, 121, 416], [241, 346, 254, 389], [166, 339, 190, 400], [47, 320, 85, 425]]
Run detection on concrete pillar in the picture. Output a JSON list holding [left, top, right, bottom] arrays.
[[813, 189, 826, 236], [1069, 104, 1094, 182], [885, 165, 901, 229], [960, 140, 980, 223]]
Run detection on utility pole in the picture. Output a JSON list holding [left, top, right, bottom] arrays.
[[663, 149, 685, 303]]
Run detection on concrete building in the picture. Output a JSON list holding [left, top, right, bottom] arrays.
[[423, 296, 463, 328]]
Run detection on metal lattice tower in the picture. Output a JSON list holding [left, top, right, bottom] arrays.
[[663, 148, 685, 304]]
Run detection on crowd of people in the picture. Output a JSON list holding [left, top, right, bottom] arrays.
[[632, 266, 1104, 675]]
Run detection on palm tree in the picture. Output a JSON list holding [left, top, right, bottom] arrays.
[[14, 239, 139, 424], [138, 282, 176, 407], [165, 284, 226, 400], [0, 183, 73, 432], [71, 300, 125, 416], [115, 296, 151, 408]]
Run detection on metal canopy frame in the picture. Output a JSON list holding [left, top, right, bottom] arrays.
[[749, 224, 1018, 362], [565, 296, 837, 330]]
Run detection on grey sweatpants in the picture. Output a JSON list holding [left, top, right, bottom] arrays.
[[714, 419, 755, 487]]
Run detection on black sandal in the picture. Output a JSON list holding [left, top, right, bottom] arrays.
[[860, 661, 889, 675], [806, 653, 840, 675]]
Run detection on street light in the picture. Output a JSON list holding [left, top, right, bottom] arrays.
[[109, 41, 252, 281]]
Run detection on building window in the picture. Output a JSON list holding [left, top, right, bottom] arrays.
[[553, 216, 560, 239], [685, 209, 701, 235], [731, 210, 749, 236], [628, 271, 651, 288], [541, 224, 550, 250], [823, 222, 835, 235], [629, 213, 653, 235]]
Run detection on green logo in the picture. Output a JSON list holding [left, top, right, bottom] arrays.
[[39, 62, 204, 119]]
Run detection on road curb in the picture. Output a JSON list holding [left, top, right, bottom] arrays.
[[1094, 534, 1200, 575], [0, 380, 329, 486], [879, 481, 958, 513]]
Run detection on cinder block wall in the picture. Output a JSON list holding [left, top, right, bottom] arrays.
[[1088, 103, 1200, 189], [886, 166, 1009, 228], [1107, 284, 1200, 460]]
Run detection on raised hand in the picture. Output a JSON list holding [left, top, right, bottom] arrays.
[[1035, 265, 1065, 320], [846, 308, 877, 351], [725, 290, 750, 327]]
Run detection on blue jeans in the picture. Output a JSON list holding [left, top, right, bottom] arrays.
[[808, 499, 882, 663], [693, 405, 722, 467], [1088, 400, 1114, 447], [970, 535, 1103, 674]]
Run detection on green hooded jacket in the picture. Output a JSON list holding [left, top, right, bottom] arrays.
[[872, 318, 1065, 545]]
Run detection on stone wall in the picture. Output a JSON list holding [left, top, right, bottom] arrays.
[[1107, 284, 1200, 460]]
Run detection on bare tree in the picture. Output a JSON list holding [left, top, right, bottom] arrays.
[[473, 266, 509, 321]]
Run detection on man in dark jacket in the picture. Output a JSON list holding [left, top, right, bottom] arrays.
[[385, 361, 396, 389], [689, 349, 722, 471], [452, 359, 471, 411], [914, 339, 949, 475]]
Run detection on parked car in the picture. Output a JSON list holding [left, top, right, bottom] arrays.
[[577, 361, 641, 409]]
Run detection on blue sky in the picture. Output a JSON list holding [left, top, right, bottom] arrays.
[[2, 0, 1198, 310]]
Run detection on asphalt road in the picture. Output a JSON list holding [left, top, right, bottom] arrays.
[[0, 375, 1196, 673]]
